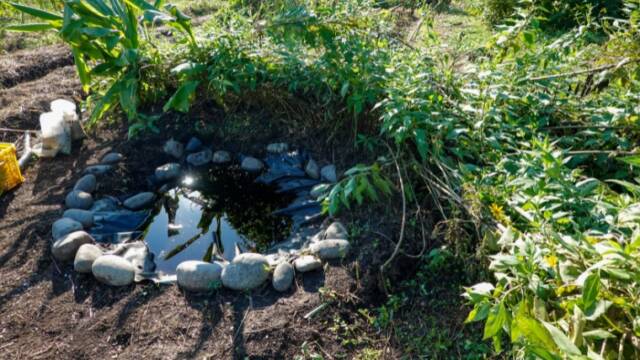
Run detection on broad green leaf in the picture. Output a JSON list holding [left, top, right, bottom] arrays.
[[483, 302, 507, 340], [163, 81, 200, 113], [619, 155, 640, 167], [582, 272, 599, 311], [8, 2, 63, 21], [3, 23, 55, 32], [541, 322, 581, 356], [465, 303, 490, 323]]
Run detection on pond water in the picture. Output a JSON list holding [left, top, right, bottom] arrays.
[[142, 167, 294, 274]]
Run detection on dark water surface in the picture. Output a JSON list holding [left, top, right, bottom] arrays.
[[143, 167, 294, 274]]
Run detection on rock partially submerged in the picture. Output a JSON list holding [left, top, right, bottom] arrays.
[[123, 192, 155, 210], [65, 190, 93, 210], [310, 239, 350, 260], [74, 244, 103, 273], [272, 262, 294, 292], [185, 137, 203, 152], [305, 159, 320, 179], [320, 164, 337, 183], [212, 150, 231, 164], [92, 255, 135, 286], [73, 174, 96, 193], [52, 231, 94, 262], [177, 260, 224, 291], [221, 253, 270, 290], [52, 217, 83, 240], [294, 255, 322, 272]]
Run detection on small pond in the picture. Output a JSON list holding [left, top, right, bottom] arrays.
[[142, 167, 295, 274]]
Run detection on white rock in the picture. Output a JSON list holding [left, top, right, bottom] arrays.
[[123, 192, 155, 210], [65, 190, 93, 209], [221, 253, 270, 290], [52, 230, 94, 262], [163, 139, 184, 159], [186, 149, 212, 167], [324, 222, 348, 240], [272, 262, 294, 292], [155, 163, 181, 182], [212, 150, 231, 164], [101, 152, 123, 164], [320, 164, 337, 183], [63, 209, 94, 228], [73, 174, 96, 193], [266, 143, 289, 153], [92, 255, 135, 286], [74, 244, 103, 273], [310, 239, 350, 260], [177, 260, 224, 291], [294, 255, 322, 272], [241, 157, 264, 172], [305, 159, 320, 179], [52, 217, 83, 240]]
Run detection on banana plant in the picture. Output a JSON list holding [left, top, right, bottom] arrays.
[[3, 0, 195, 135]]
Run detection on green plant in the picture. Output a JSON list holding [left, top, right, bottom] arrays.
[[3, 0, 194, 135]]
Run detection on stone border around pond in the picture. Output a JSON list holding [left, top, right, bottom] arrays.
[[51, 139, 350, 293]]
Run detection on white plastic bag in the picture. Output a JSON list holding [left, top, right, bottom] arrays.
[[38, 111, 71, 156], [51, 99, 84, 140]]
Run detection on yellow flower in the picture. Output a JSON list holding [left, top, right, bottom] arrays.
[[490, 203, 507, 222]]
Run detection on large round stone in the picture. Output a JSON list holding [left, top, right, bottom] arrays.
[[163, 139, 184, 159], [92, 255, 135, 286], [101, 152, 123, 164], [272, 262, 294, 292], [155, 163, 181, 182], [310, 239, 350, 260], [74, 244, 103, 273], [123, 192, 155, 210], [52, 230, 94, 262], [186, 149, 212, 167], [240, 157, 264, 172], [294, 255, 322, 272], [185, 137, 203, 152], [63, 209, 94, 228], [320, 164, 337, 183], [324, 222, 348, 240], [52, 217, 83, 240], [305, 159, 320, 179], [221, 253, 270, 291], [212, 150, 231, 164], [177, 260, 224, 291], [73, 174, 96, 193], [65, 190, 93, 210], [83, 165, 113, 175]]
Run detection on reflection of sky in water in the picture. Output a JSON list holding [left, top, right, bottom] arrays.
[[144, 190, 248, 274]]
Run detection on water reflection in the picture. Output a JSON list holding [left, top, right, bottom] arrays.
[[143, 167, 294, 274]]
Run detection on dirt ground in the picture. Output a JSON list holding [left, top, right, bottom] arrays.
[[0, 45, 396, 359]]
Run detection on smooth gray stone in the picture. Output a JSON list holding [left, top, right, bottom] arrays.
[[63, 209, 94, 228], [73, 174, 96, 193], [123, 192, 155, 210], [177, 260, 224, 291], [324, 222, 348, 240], [84, 165, 113, 175], [155, 163, 181, 182], [92, 255, 135, 286], [294, 255, 322, 272], [241, 157, 264, 172], [320, 164, 337, 183], [101, 152, 123, 164], [272, 262, 294, 292], [212, 150, 231, 164], [65, 190, 93, 210], [185, 137, 203, 152], [163, 139, 184, 159], [52, 230, 94, 262], [221, 253, 270, 291], [305, 159, 320, 179], [52, 217, 83, 240], [74, 243, 103, 273], [186, 149, 212, 167], [266, 143, 289, 153], [310, 239, 350, 260]]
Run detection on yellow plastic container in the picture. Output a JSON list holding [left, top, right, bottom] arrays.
[[0, 143, 25, 192]]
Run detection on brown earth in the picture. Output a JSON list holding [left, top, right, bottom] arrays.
[[0, 45, 401, 359]]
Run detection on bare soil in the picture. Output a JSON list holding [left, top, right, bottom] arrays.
[[0, 45, 400, 359]]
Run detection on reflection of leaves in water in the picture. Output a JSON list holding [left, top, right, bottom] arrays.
[[159, 167, 293, 261]]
